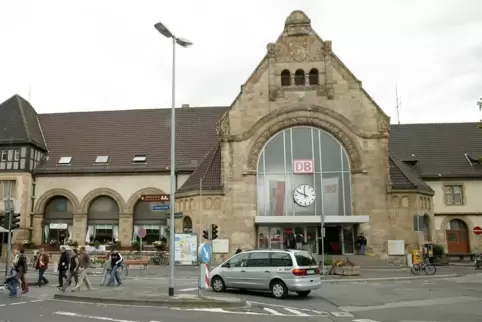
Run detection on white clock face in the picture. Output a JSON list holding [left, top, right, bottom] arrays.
[[293, 184, 316, 207]]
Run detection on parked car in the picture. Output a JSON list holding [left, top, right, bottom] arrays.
[[209, 249, 321, 299]]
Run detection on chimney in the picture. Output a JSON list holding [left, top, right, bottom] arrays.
[[181, 104, 190, 108]]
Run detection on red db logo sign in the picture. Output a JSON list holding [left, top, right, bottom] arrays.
[[293, 160, 314, 174]]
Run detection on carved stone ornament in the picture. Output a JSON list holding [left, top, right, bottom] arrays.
[[323, 40, 332, 53], [246, 116, 363, 171], [216, 112, 230, 139], [267, 43, 276, 57], [289, 37, 308, 62], [326, 87, 334, 100], [269, 85, 278, 101], [284, 10, 311, 27], [379, 118, 389, 132], [223, 104, 386, 143]]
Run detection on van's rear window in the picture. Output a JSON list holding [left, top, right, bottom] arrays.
[[294, 252, 317, 266]]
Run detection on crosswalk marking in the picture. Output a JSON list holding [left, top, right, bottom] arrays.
[[263, 308, 285, 315], [284, 308, 309, 316]]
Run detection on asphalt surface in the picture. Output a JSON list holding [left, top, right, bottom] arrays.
[[1, 266, 481, 321]]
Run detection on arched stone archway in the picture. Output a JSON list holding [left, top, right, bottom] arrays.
[[443, 217, 471, 254], [86, 195, 120, 244], [129, 188, 168, 244], [35, 188, 80, 214], [80, 188, 126, 214], [126, 187, 166, 213], [183, 216, 193, 233], [245, 109, 364, 172]]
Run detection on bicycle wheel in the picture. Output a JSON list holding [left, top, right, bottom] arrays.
[[411, 263, 421, 275], [330, 266, 343, 279], [161, 257, 169, 266], [121, 265, 128, 278], [423, 263, 436, 275]]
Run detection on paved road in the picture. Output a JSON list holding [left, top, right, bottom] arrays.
[[2, 268, 482, 321]]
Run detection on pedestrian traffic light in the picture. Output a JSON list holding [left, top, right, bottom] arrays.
[[10, 213, 20, 230], [211, 224, 218, 240], [202, 230, 209, 240]]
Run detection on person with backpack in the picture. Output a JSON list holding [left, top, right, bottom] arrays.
[[35, 248, 49, 287]]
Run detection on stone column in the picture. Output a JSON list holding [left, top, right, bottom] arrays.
[[119, 213, 133, 247], [32, 213, 43, 245], [73, 214, 87, 245]]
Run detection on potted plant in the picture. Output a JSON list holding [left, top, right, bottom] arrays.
[[131, 241, 141, 251], [153, 240, 167, 251], [431, 244, 448, 266]]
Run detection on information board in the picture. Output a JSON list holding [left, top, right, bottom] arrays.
[[174, 233, 198, 266]]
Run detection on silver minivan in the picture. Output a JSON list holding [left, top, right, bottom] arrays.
[[209, 249, 321, 299]]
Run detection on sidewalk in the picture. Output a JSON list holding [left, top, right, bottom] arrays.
[[53, 284, 245, 308]]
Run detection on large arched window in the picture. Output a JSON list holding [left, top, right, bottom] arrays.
[[257, 126, 352, 217]]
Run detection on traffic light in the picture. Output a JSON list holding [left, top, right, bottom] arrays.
[[10, 213, 20, 230], [211, 224, 218, 240], [0, 213, 6, 229], [0, 213, 9, 230], [202, 230, 209, 240]]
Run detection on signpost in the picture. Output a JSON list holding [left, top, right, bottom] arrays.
[[197, 243, 212, 297], [137, 227, 146, 252], [140, 194, 170, 202], [474, 226, 482, 235]]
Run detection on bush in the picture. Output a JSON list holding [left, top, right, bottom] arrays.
[[433, 244, 445, 257], [131, 241, 140, 251]]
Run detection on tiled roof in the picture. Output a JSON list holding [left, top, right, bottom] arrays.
[[177, 143, 222, 193], [388, 150, 434, 194], [35, 106, 228, 174], [0, 95, 47, 149], [389, 123, 482, 178]]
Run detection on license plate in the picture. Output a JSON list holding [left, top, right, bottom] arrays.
[[307, 269, 315, 274]]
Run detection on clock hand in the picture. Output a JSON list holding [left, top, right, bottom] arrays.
[[296, 189, 308, 197]]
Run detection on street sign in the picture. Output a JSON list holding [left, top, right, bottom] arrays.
[[474, 226, 482, 235], [152, 204, 170, 211], [141, 194, 170, 202], [198, 243, 212, 264], [137, 228, 147, 238]]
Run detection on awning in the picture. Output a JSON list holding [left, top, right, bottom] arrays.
[[0, 226, 8, 233], [255, 215, 370, 224]]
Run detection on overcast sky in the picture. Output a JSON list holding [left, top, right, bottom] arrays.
[[0, 0, 481, 124]]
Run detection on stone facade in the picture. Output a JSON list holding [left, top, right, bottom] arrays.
[[216, 10, 393, 253]]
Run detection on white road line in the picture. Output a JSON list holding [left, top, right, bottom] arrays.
[[331, 312, 355, 317], [54, 311, 140, 322], [263, 308, 285, 315], [30, 299, 44, 302], [178, 288, 197, 292], [180, 308, 264, 315], [10, 301, 27, 305], [0, 304, 6, 307], [352, 319, 380, 322], [284, 308, 309, 316]]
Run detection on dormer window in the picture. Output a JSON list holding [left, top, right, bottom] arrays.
[[132, 154, 147, 163], [309, 68, 319, 85], [281, 70, 291, 86], [58, 156, 72, 164], [294, 69, 305, 86], [95, 155, 109, 164]]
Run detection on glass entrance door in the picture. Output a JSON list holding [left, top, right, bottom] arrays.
[[342, 225, 355, 254]]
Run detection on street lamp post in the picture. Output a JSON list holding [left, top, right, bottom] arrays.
[[154, 22, 192, 297]]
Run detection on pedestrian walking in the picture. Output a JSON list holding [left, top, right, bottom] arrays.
[[100, 256, 112, 286], [35, 248, 49, 287], [71, 246, 92, 292], [108, 248, 123, 287], [61, 248, 79, 292], [15, 247, 29, 294], [57, 246, 69, 290], [4, 263, 19, 298]]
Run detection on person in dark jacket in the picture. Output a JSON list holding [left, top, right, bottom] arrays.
[[15, 247, 28, 294], [57, 246, 69, 289], [235, 245, 242, 254]]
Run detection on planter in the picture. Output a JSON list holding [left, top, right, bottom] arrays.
[[333, 265, 361, 276], [432, 257, 449, 266]]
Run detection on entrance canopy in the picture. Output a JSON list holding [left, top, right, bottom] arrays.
[[255, 215, 369, 224], [0, 226, 8, 233]]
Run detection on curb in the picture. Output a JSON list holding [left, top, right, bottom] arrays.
[[321, 273, 458, 283], [53, 294, 246, 308]]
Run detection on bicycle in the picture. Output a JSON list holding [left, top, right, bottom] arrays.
[[320, 259, 349, 279], [411, 256, 436, 275], [118, 262, 128, 278], [149, 252, 169, 266]]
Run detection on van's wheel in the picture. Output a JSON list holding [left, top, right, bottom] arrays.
[[211, 276, 226, 292], [270, 280, 288, 299], [296, 291, 311, 297]]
